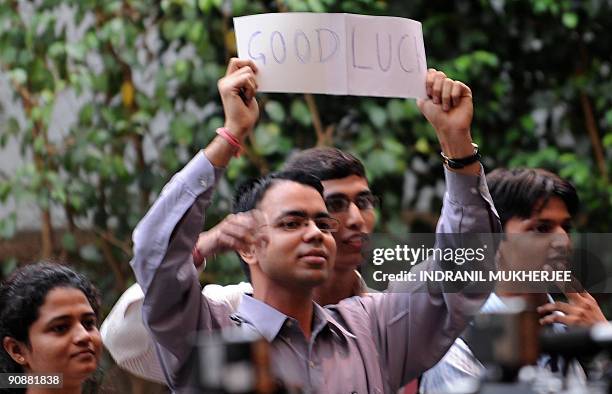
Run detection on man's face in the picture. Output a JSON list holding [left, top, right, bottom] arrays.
[[321, 175, 377, 270], [253, 181, 337, 289], [501, 196, 572, 277]]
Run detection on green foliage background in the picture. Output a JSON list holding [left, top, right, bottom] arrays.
[[0, 0, 611, 313]]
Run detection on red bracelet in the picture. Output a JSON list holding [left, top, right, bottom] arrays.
[[192, 244, 204, 267], [216, 127, 243, 157]]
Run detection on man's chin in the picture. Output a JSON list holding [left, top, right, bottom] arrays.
[[296, 271, 329, 288]]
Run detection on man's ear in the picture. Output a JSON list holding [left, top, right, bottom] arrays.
[[238, 246, 257, 266], [3, 336, 29, 367]]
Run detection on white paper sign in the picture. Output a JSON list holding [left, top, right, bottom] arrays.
[[233, 13, 427, 99]]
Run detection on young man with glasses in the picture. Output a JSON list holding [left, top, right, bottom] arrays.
[[125, 58, 501, 392], [101, 148, 379, 386]]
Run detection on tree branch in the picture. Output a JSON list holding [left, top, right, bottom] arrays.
[[304, 94, 330, 146], [579, 93, 608, 183], [6, 69, 56, 260], [92, 227, 133, 257], [577, 41, 608, 183], [99, 237, 126, 292]]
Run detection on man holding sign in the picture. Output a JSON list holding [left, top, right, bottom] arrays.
[[129, 53, 500, 393]]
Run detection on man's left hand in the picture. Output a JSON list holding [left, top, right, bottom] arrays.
[[417, 69, 474, 160]]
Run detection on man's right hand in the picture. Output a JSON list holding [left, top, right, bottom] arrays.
[[218, 58, 260, 140], [195, 211, 267, 260]]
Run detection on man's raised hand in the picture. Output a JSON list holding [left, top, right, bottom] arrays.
[[218, 58, 260, 139], [195, 211, 268, 260], [417, 69, 475, 162]]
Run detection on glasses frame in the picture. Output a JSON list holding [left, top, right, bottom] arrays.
[[261, 215, 341, 234], [324, 193, 380, 214]]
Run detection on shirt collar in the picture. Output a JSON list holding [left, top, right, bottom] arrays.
[[236, 294, 287, 342], [313, 302, 357, 341], [236, 294, 356, 342]]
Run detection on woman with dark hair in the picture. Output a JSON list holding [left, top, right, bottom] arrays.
[[0, 263, 102, 393]]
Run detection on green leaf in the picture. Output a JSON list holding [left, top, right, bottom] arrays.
[[605, 110, 612, 127], [51, 187, 67, 204], [79, 244, 103, 263], [0, 182, 11, 201], [33, 136, 46, 154], [520, 115, 535, 131], [0, 213, 17, 239], [290, 100, 312, 126], [265, 101, 286, 123], [307, 0, 325, 12], [365, 149, 397, 179], [174, 59, 190, 79], [48, 42, 65, 58], [382, 138, 405, 156], [62, 232, 77, 252], [188, 22, 204, 42], [198, 0, 213, 12], [1, 258, 17, 276], [562, 12, 578, 29], [254, 123, 281, 155], [170, 116, 195, 146], [387, 99, 406, 123], [364, 104, 387, 128], [65, 42, 87, 61], [9, 69, 27, 85], [415, 137, 430, 154], [286, 0, 310, 11]]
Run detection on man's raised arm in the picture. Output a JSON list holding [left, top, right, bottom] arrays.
[[129, 58, 259, 390], [345, 70, 502, 391]]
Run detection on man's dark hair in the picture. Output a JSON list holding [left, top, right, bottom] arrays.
[[0, 263, 100, 379], [487, 168, 579, 227], [232, 170, 325, 282], [283, 147, 366, 181]]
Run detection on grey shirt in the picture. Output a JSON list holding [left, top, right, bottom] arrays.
[[130, 151, 501, 393]]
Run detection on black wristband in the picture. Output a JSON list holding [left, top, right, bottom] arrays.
[[440, 143, 481, 169]]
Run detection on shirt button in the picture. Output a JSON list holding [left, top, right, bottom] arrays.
[[200, 179, 208, 188], [286, 321, 293, 327], [470, 187, 478, 195], [309, 361, 315, 368]]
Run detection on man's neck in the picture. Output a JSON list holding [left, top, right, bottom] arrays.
[[253, 282, 315, 339], [313, 267, 359, 306]]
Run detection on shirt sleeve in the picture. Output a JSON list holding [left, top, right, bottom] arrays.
[[100, 283, 167, 383], [202, 282, 254, 311], [419, 337, 485, 393], [356, 165, 502, 390], [130, 151, 233, 389]]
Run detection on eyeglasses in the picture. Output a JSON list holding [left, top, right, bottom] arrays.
[[269, 215, 340, 233], [325, 193, 379, 213]]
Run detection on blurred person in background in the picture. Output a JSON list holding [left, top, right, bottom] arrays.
[[420, 168, 608, 393]]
